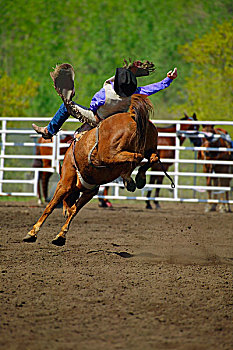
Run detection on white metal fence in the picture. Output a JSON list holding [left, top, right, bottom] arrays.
[[0, 117, 233, 204]]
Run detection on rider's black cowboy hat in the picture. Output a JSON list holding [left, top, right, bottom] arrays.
[[114, 68, 137, 97]]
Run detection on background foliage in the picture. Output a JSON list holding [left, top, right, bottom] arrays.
[[0, 0, 232, 124], [172, 21, 233, 122]]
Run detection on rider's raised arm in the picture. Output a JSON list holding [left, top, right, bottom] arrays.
[[135, 68, 177, 96], [134, 67, 177, 96], [135, 76, 173, 96]]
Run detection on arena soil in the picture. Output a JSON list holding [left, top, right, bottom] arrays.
[[0, 200, 233, 350]]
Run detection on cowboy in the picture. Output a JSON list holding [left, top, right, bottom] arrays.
[[32, 60, 178, 139]]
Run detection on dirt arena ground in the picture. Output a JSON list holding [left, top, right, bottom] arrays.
[[0, 200, 233, 350]]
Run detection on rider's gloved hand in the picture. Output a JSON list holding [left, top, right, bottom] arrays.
[[167, 67, 177, 80]]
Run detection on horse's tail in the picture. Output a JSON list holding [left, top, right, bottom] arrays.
[[129, 94, 154, 152]]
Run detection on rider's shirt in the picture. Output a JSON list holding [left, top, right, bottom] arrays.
[[89, 76, 173, 120]]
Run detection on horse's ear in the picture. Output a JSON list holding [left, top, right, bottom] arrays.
[[193, 113, 197, 120], [183, 112, 188, 120]]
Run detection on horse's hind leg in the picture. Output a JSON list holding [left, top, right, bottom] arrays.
[[23, 180, 74, 243], [63, 188, 80, 218], [52, 188, 99, 246]]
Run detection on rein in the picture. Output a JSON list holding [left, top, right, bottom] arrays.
[[72, 139, 99, 190], [157, 155, 175, 189]]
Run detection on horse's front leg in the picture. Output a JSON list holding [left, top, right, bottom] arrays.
[[52, 187, 99, 246], [136, 152, 159, 189], [120, 167, 137, 192], [109, 151, 144, 192]]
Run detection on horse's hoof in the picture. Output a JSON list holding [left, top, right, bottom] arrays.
[[128, 182, 136, 192], [23, 233, 37, 243], [135, 174, 146, 189], [146, 203, 152, 209], [52, 235, 66, 246], [125, 180, 136, 192]]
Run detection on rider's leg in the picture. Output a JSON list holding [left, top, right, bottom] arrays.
[[32, 103, 70, 139], [32, 103, 97, 139], [47, 103, 70, 135], [48, 103, 97, 134]]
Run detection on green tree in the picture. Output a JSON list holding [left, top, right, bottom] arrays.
[[172, 21, 233, 124], [1, 0, 232, 117], [0, 72, 39, 117]]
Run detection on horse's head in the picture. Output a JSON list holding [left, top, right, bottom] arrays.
[[179, 113, 201, 146], [180, 112, 199, 132]]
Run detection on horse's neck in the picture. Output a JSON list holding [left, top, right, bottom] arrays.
[[157, 125, 176, 133], [157, 124, 187, 145]]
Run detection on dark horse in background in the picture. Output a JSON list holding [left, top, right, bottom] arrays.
[[146, 113, 200, 209], [198, 125, 232, 213], [24, 95, 161, 246]]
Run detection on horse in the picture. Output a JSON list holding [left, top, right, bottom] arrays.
[[23, 94, 161, 246], [32, 134, 72, 204], [198, 125, 232, 213], [145, 113, 200, 209]]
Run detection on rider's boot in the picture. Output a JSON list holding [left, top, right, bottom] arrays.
[[32, 124, 53, 140]]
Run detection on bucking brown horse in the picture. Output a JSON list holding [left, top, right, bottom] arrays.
[[23, 95, 159, 246]]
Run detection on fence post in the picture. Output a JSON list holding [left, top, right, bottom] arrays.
[[52, 134, 57, 171], [193, 150, 197, 198], [0, 120, 7, 194], [33, 170, 39, 197], [174, 122, 180, 200], [56, 134, 60, 174]]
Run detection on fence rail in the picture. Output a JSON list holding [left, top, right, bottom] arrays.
[[0, 117, 232, 204]]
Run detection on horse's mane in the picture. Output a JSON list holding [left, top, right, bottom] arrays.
[[129, 94, 154, 151]]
